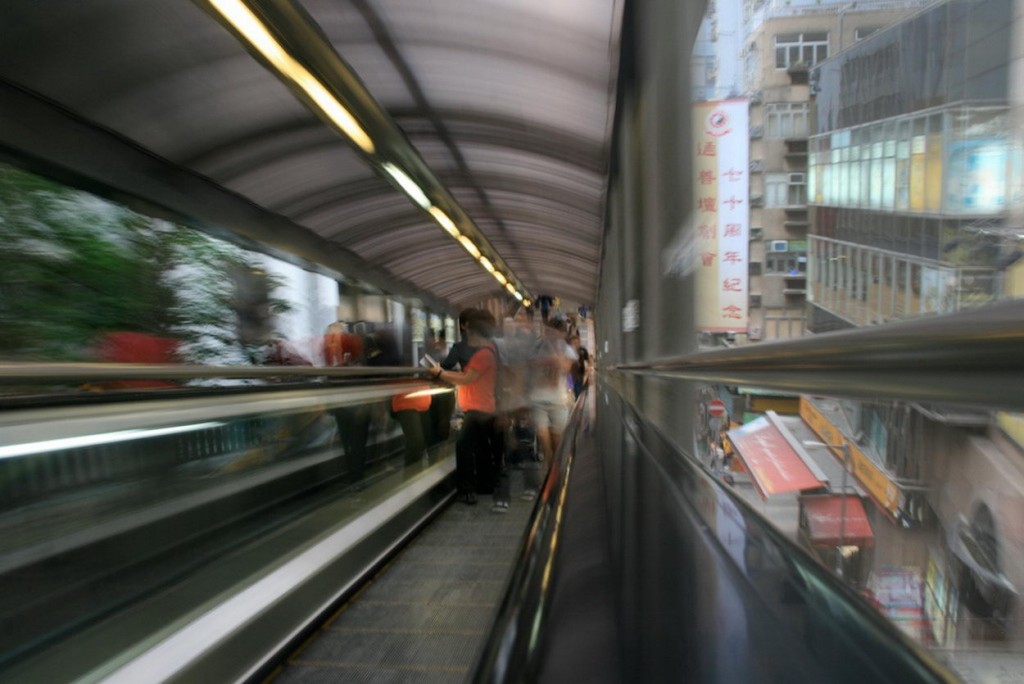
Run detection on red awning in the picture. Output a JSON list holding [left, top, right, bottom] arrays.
[[799, 495, 875, 548], [727, 416, 826, 499]]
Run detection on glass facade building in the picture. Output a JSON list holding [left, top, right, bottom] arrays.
[[807, 0, 1013, 331], [799, 2, 1024, 662]]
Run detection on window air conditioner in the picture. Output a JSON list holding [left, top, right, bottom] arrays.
[[769, 240, 789, 253]]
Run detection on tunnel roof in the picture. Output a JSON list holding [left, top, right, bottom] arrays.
[[0, 0, 622, 310]]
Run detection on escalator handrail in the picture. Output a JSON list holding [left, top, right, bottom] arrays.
[[0, 362, 430, 382], [471, 387, 589, 683], [613, 299, 1024, 410], [618, 299, 1024, 374], [471, 383, 959, 683]]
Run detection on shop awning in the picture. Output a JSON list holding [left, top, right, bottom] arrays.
[[727, 416, 827, 499], [799, 495, 875, 548]]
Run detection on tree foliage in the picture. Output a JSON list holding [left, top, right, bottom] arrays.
[[0, 164, 292, 364]]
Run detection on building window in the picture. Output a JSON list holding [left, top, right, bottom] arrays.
[[774, 32, 829, 69], [765, 173, 807, 207], [766, 252, 807, 274], [855, 26, 880, 41], [765, 102, 809, 138]]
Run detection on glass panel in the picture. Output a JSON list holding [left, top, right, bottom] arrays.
[[883, 158, 896, 209], [0, 385, 459, 666]]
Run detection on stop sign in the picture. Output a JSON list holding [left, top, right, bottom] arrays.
[[707, 399, 727, 417]]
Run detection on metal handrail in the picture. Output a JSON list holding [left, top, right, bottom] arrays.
[[616, 299, 1024, 410], [471, 389, 587, 683], [473, 384, 958, 683], [0, 362, 428, 383]]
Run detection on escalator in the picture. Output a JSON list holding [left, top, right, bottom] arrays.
[[267, 468, 537, 683], [0, 378, 472, 682]]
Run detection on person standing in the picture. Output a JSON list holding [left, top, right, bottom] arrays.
[[527, 319, 577, 479], [429, 310, 500, 507], [322, 322, 370, 487], [430, 308, 478, 443], [567, 334, 590, 400]]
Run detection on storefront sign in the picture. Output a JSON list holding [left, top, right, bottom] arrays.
[[800, 397, 901, 520]]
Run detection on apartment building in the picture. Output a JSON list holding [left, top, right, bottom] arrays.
[[742, 0, 925, 341]]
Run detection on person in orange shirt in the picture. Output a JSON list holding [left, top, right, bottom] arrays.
[[322, 322, 370, 486], [429, 310, 500, 507], [322, 321, 363, 366]]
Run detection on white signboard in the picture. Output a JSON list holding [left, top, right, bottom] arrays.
[[693, 100, 750, 332]]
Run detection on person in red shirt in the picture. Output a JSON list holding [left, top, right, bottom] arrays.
[[321, 321, 363, 366], [429, 310, 500, 506]]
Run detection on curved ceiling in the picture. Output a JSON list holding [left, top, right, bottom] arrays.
[[0, 0, 622, 309]]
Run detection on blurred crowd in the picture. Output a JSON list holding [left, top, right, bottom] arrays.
[[425, 307, 592, 511], [87, 304, 592, 514]]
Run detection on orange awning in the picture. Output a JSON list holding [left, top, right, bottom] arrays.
[[727, 416, 826, 499], [799, 494, 875, 548]]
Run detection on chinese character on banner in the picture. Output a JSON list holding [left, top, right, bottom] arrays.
[[698, 196, 717, 212], [723, 251, 743, 264], [698, 224, 715, 239], [722, 278, 742, 292], [722, 305, 743, 319], [699, 170, 715, 185], [700, 252, 717, 267], [723, 223, 741, 237], [698, 141, 717, 157], [723, 196, 744, 210], [722, 168, 744, 182]]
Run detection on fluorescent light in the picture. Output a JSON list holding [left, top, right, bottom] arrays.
[[479, 256, 495, 273], [523, 299, 532, 308], [0, 422, 226, 460], [513, 291, 523, 301], [458, 236, 481, 258], [494, 271, 508, 285], [428, 206, 460, 238], [506, 282, 516, 295], [382, 163, 430, 209], [209, 0, 374, 154]]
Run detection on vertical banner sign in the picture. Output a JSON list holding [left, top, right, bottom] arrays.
[[693, 100, 749, 332]]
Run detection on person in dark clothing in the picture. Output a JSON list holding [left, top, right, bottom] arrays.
[[567, 334, 590, 399], [440, 308, 479, 371], [431, 308, 478, 442], [537, 295, 554, 323]]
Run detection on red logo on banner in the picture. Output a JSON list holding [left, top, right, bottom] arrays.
[[706, 109, 732, 137]]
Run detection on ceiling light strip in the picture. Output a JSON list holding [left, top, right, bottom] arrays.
[[382, 163, 430, 209], [208, 0, 532, 304], [428, 207, 460, 238], [209, 0, 374, 154]]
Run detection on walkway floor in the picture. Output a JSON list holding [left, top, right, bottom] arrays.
[[268, 466, 541, 684]]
